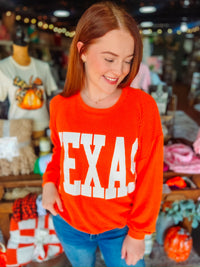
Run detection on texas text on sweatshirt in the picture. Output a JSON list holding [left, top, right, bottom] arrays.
[[43, 86, 163, 239]]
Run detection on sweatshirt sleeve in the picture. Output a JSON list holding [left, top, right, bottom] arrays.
[[42, 97, 61, 187], [127, 94, 163, 239]]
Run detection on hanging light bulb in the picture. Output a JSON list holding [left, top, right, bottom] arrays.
[[180, 22, 188, 32], [139, 6, 156, 13], [53, 10, 70, 17]]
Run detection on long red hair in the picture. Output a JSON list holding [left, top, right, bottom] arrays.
[[62, 1, 143, 97]]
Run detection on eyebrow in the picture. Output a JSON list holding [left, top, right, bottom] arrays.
[[101, 51, 134, 58]]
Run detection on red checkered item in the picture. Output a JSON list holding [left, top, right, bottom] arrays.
[[6, 213, 63, 266]]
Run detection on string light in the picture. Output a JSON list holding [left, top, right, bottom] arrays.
[[49, 24, 54, 30], [167, 28, 173, 34], [43, 23, 48, 29], [6, 11, 12, 16], [13, 13, 199, 39], [37, 21, 43, 27], [16, 15, 21, 21], [31, 18, 37, 24], [24, 17, 29, 23]]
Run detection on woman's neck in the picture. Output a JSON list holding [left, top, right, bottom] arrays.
[[81, 88, 122, 109], [12, 44, 31, 66]]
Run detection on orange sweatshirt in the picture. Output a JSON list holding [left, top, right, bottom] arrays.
[[43, 86, 163, 239]]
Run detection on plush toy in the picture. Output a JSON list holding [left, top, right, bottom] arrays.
[[164, 226, 192, 262]]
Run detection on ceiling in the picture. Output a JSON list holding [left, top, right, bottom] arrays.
[[0, 0, 200, 33]]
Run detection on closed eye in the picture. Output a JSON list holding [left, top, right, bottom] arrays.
[[124, 60, 132, 65], [125, 57, 133, 65], [105, 58, 114, 63]]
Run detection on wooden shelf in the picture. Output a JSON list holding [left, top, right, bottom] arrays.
[[0, 173, 42, 244], [0, 171, 199, 244], [0, 173, 42, 200], [163, 172, 200, 201]]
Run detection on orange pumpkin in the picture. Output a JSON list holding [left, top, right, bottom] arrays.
[[20, 89, 43, 109], [164, 226, 192, 262]]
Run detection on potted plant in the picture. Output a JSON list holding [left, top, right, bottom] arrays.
[[164, 199, 200, 228]]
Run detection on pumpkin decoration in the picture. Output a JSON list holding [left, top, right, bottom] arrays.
[[16, 88, 44, 109], [164, 226, 193, 262], [15, 76, 44, 110]]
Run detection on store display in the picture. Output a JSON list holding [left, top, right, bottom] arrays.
[[12, 193, 38, 222], [0, 118, 36, 176], [0, 41, 58, 132], [39, 136, 51, 156], [0, 2, 199, 266], [164, 143, 200, 174], [149, 84, 172, 115], [3, 187, 42, 201], [130, 62, 151, 93], [34, 153, 52, 175], [173, 110, 199, 142]]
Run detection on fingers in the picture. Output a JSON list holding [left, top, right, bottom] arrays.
[[42, 182, 63, 216], [42, 195, 63, 216], [47, 206, 58, 216], [121, 235, 145, 266], [56, 195, 64, 212], [42, 199, 57, 215], [121, 244, 142, 265], [121, 244, 126, 260], [125, 253, 141, 266]]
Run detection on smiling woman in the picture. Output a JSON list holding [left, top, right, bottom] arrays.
[[42, 2, 164, 267], [77, 29, 134, 108]]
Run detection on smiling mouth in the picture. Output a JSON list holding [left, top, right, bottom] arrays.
[[104, 75, 118, 83]]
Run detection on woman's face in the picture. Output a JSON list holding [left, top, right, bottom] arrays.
[[79, 29, 134, 96]]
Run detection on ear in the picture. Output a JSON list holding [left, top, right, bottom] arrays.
[[77, 41, 86, 62]]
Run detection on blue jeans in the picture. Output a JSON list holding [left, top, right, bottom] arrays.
[[53, 215, 145, 267]]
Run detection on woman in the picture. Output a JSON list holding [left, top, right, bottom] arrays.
[[42, 2, 163, 267]]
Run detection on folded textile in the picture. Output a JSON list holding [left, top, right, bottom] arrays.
[[6, 214, 63, 266], [12, 193, 38, 222], [164, 143, 200, 174]]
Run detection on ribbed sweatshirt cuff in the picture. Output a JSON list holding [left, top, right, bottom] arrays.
[[128, 228, 145, 240]]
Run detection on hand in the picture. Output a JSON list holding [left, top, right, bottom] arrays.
[[42, 182, 63, 216], [121, 235, 145, 266]]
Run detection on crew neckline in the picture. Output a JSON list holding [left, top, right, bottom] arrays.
[[9, 56, 33, 70], [77, 87, 128, 114]]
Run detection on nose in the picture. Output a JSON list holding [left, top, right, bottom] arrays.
[[112, 62, 124, 76]]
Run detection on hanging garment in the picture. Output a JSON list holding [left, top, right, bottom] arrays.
[[0, 57, 57, 131]]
